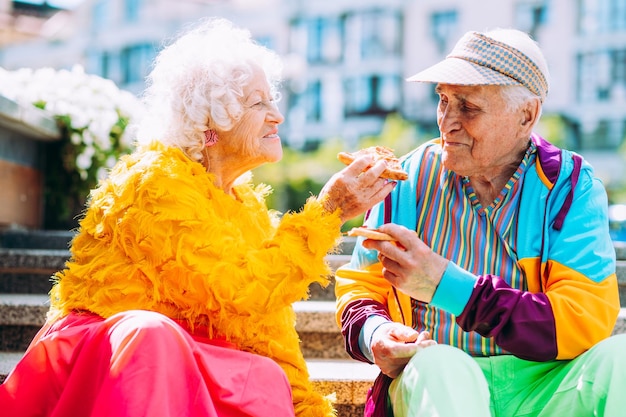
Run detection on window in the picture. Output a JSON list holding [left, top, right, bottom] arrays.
[[345, 10, 402, 61], [100, 51, 110, 79], [292, 80, 322, 123], [293, 17, 342, 64], [431, 10, 458, 53], [121, 43, 156, 85], [579, 0, 626, 34], [125, 0, 142, 22], [344, 75, 400, 116], [515, 2, 548, 38], [613, 49, 626, 87], [91, 0, 111, 34], [580, 119, 622, 149], [345, 77, 372, 115], [577, 49, 626, 102], [359, 10, 401, 59]]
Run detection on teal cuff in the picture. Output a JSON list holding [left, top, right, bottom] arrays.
[[430, 262, 477, 316]]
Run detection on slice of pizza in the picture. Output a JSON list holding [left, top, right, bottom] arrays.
[[337, 146, 408, 181], [346, 226, 395, 241]]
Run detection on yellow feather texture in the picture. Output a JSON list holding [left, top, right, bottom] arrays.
[[49, 141, 343, 416]]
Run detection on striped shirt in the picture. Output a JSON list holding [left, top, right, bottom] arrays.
[[411, 141, 537, 356]]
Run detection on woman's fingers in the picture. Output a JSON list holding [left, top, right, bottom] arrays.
[[320, 157, 397, 222]]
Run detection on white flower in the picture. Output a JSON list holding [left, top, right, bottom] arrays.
[[76, 145, 95, 171], [0, 65, 145, 207], [70, 132, 82, 145], [97, 167, 109, 181], [106, 155, 117, 168], [81, 129, 94, 146]]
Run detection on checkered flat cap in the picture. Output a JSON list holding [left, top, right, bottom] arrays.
[[408, 31, 549, 102]]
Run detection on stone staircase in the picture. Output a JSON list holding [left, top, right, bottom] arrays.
[[1, 229, 625, 416]]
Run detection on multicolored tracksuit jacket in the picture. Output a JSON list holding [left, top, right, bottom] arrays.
[[334, 133, 620, 416]]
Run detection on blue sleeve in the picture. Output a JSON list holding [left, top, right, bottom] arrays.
[[430, 262, 477, 316]]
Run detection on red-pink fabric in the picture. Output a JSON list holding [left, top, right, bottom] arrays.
[[0, 310, 295, 417]]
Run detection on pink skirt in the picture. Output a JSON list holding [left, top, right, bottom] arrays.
[[0, 310, 295, 417]]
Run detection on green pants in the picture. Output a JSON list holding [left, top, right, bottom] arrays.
[[388, 334, 626, 417]]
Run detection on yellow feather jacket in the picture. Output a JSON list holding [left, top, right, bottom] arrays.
[[49, 142, 342, 417]]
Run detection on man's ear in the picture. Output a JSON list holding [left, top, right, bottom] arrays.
[[521, 99, 541, 128]]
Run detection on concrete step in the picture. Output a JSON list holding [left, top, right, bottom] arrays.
[[0, 250, 352, 298], [307, 254, 350, 301], [0, 249, 351, 299], [1, 249, 623, 304], [1, 241, 625, 300], [0, 229, 74, 250], [615, 242, 626, 305], [2, 294, 625, 351], [0, 248, 69, 275], [0, 351, 23, 384], [310, 359, 377, 417], [295, 300, 349, 359], [1, 297, 345, 330], [0, 295, 351, 358], [615, 241, 626, 260]]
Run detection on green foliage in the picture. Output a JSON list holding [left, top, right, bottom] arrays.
[[43, 110, 134, 229], [535, 113, 567, 148], [359, 113, 427, 156]]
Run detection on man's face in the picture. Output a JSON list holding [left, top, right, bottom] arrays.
[[435, 84, 528, 179]]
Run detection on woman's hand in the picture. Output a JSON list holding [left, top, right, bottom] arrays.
[[318, 155, 397, 223]]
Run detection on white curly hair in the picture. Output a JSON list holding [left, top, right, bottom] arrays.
[[135, 17, 283, 163]]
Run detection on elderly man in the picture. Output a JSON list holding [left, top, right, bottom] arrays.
[[335, 29, 626, 417]]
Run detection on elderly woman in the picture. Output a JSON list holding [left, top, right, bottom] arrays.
[[0, 18, 396, 417]]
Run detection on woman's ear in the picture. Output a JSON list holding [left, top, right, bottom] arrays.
[[204, 129, 219, 147]]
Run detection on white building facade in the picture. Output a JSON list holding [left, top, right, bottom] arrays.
[[2, 0, 626, 185]]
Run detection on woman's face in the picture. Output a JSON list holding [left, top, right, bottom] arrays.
[[218, 65, 285, 171]]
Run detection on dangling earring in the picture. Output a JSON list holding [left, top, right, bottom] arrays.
[[204, 129, 219, 147]]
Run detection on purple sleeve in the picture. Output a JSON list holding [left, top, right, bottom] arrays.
[[340, 299, 392, 363], [456, 275, 557, 361]]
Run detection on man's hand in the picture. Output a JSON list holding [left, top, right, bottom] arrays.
[[362, 223, 449, 302], [371, 322, 437, 378]]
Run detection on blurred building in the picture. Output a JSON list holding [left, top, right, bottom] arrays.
[[1, 0, 625, 186], [403, 0, 626, 189], [0, 0, 67, 47]]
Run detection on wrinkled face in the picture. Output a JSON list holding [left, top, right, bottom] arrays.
[[218, 65, 284, 170], [435, 84, 528, 178]]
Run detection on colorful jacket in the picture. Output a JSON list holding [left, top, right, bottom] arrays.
[[335, 134, 620, 415], [47, 142, 342, 417]]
